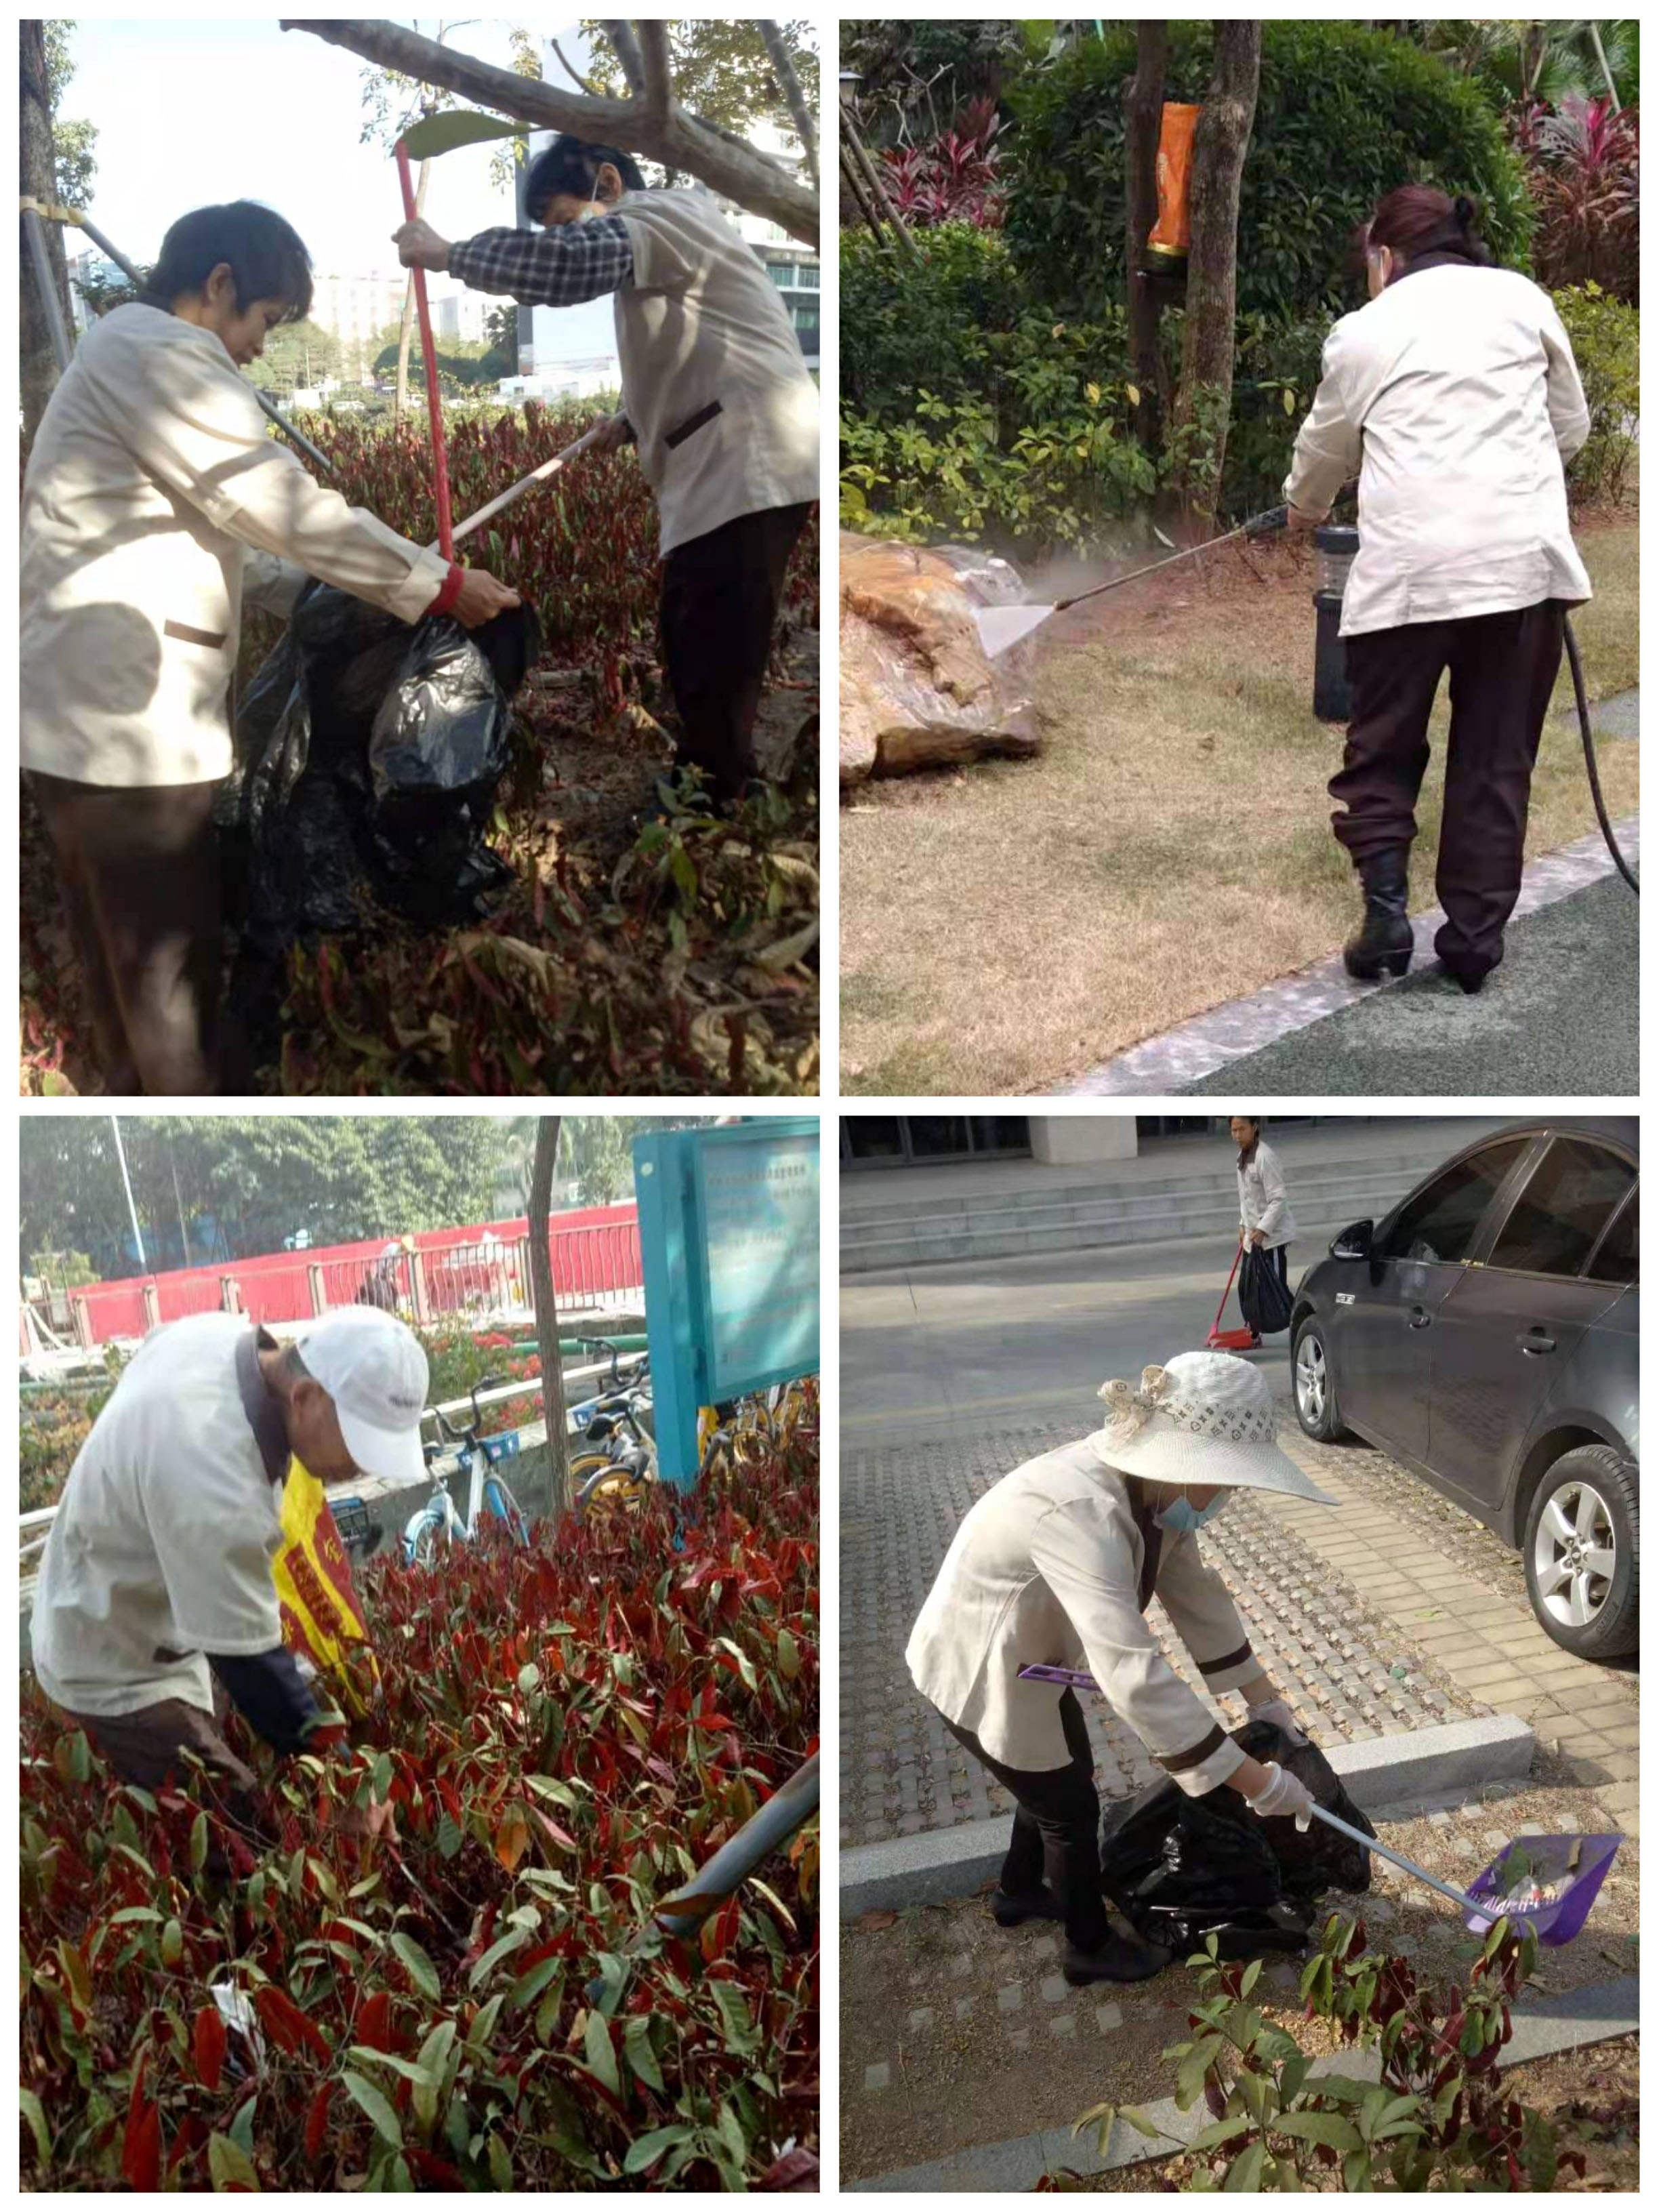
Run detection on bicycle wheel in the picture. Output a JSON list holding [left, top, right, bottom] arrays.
[[576, 1462, 648, 1515], [410, 1515, 445, 1569], [485, 1478, 531, 1546]]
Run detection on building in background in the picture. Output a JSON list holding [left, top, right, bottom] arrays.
[[65, 247, 125, 335], [430, 287, 490, 346], [309, 270, 409, 384], [840, 1116, 1395, 1169]]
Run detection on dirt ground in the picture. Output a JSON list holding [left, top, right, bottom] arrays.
[[840, 511, 1639, 1097], [841, 1776, 1637, 2186]]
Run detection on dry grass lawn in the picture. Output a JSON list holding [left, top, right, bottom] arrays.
[[840, 516, 1639, 1097]]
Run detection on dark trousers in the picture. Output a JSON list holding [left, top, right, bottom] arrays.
[[659, 501, 812, 802], [1332, 599, 1566, 979], [28, 771, 225, 1097], [939, 1690, 1109, 1951]]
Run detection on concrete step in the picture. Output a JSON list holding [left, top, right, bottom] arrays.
[[841, 1161, 1427, 1273]]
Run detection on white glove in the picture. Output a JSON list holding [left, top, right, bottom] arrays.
[[1244, 1759, 1315, 1832], [1248, 1696, 1309, 1747]]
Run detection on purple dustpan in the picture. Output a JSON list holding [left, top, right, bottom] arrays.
[[1463, 1832, 1622, 1948]]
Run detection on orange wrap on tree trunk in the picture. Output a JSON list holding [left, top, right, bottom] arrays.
[[1147, 102, 1201, 262], [273, 1459, 380, 1717]]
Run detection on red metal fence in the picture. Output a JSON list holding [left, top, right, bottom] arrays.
[[64, 1207, 642, 1347]]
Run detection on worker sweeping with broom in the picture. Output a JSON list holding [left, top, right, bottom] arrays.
[[906, 1352, 1335, 1986], [1283, 185, 1593, 995], [19, 200, 522, 1098], [394, 134, 820, 808]]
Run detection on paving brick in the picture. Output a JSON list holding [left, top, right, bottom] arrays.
[[1094, 2003, 1124, 2033], [863, 2063, 890, 2093], [954, 1996, 974, 2020], [1049, 2014, 1077, 2040], [997, 1984, 1025, 2015], [907, 2009, 935, 2035], [1040, 1974, 1068, 2005]]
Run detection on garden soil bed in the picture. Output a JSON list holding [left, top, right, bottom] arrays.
[[840, 1778, 1635, 2186]]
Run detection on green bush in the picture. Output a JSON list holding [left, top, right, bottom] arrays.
[[1005, 20, 1534, 324], [1553, 281, 1639, 507], [840, 224, 1153, 555]]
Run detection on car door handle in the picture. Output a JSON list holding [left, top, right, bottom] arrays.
[[1408, 1307, 1432, 1329], [1519, 1330, 1557, 1355]]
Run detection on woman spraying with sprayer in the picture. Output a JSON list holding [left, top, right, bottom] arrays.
[[1283, 186, 1593, 995]]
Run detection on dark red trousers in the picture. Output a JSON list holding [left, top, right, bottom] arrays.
[[1332, 599, 1566, 978]]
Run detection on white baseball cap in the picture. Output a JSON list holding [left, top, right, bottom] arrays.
[[300, 1308, 429, 1486]]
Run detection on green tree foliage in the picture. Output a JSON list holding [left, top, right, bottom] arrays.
[[245, 319, 342, 396], [43, 19, 98, 209], [558, 1115, 711, 1204], [581, 17, 818, 140], [1004, 20, 1534, 324], [19, 1118, 514, 1276]]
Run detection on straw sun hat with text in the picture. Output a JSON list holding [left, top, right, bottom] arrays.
[[1092, 1350, 1336, 1505]]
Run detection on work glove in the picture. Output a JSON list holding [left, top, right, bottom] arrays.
[[1244, 1759, 1315, 1832], [1248, 1696, 1309, 1748]]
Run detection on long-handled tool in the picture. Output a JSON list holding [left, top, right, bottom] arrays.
[[432, 419, 609, 552], [393, 140, 455, 562], [975, 503, 1291, 657], [1016, 1664, 1619, 1948], [1207, 1235, 1255, 1352]]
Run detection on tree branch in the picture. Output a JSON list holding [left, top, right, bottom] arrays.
[[758, 20, 819, 190], [529, 1117, 569, 1523], [548, 36, 596, 98], [281, 18, 819, 243], [598, 19, 647, 97], [636, 20, 672, 122]]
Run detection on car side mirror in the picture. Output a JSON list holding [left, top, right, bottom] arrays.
[[1331, 1218, 1373, 1261]]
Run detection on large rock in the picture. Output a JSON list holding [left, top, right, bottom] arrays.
[[840, 534, 1042, 785]]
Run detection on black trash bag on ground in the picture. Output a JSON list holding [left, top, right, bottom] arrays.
[[1238, 1245, 1296, 1336], [220, 583, 540, 942], [1098, 1720, 1374, 1960]]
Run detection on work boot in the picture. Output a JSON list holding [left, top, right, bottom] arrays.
[[989, 1885, 1065, 1928], [1063, 1932, 1170, 1986], [1343, 856, 1414, 981]]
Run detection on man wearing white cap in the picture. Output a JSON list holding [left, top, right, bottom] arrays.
[[30, 1307, 428, 1835], [907, 1351, 1338, 1986]]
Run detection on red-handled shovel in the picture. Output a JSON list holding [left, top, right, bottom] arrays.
[[394, 140, 455, 562]]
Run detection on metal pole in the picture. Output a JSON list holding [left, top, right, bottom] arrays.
[[22, 206, 74, 372], [108, 1117, 148, 1275], [432, 422, 607, 551]]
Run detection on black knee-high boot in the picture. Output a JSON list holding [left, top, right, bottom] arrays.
[[1343, 855, 1414, 981]]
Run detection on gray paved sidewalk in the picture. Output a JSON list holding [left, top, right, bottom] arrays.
[[842, 1416, 1488, 1851]]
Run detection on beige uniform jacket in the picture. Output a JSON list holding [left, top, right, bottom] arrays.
[[906, 1435, 1255, 1793], [1237, 1141, 1297, 1250], [20, 304, 451, 786], [1284, 260, 1592, 638], [616, 190, 820, 557]]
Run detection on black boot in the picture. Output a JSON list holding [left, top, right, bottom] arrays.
[[1343, 857, 1414, 981], [989, 1885, 1065, 1928], [1063, 1931, 1170, 1986]]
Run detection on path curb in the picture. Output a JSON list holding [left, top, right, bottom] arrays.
[[840, 1715, 1535, 1918], [847, 1975, 1638, 2191]]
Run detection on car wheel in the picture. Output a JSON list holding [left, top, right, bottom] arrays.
[[1522, 1444, 1639, 1661], [1292, 1317, 1349, 1443]]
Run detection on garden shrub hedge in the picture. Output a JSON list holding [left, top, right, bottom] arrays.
[[1004, 20, 1534, 323]]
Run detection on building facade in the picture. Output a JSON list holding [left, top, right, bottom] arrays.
[[840, 1117, 1380, 1169]]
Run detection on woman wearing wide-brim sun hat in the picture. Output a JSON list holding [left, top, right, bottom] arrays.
[[907, 1351, 1338, 1988]]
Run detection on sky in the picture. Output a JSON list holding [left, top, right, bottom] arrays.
[[55, 16, 618, 359]]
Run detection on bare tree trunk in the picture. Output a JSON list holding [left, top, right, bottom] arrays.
[[20, 22, 74, 438], [1586, 21, 1621, 110], [599, 19, 647, 94], [394, 158, 431, 433], [529, 1117, 570, 1522], [759, 20, 819, 189], [1166, 22, 1261, 525], [283, 18, 819, 243], [1122, 22, 1168, 457]]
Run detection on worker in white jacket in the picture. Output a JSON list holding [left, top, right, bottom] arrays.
[[20, 201, 520, 1098], [396, 136, 820, 806], [1284, 185, 1592, 994], [907, 1352, 1336, 1986], [1233, 1115, 1296, 1349]]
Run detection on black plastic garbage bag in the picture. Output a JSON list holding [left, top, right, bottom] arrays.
[[1098, 1720, 1374, 1960], [1238, 1246, 1296, 1337], [220, 583, 541, 943]]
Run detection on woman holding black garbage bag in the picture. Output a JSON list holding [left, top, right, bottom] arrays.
[[907, 1352, 1337, 1986], [1233, 1116, 1297, 1348], [19, 201, 521, 1098], [394, 134, 820, 808]]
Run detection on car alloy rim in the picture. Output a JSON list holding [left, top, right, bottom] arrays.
[[1532, 1479, 1617, 1629], [1295, 1334, 1326, 1422]]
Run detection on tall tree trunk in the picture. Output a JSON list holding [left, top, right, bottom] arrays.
[[529, 1118, 570, 1522], [758, 20, 819, 190], [394, 159, 431, 433], [1122, 22, 1168, 457], [1165, 22, 1261, 525], [1586, 21, 1621, 110], [20, 22, 73, 438]]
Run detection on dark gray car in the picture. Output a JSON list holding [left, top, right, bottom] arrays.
[[1290, 1119, 1637, 1660]]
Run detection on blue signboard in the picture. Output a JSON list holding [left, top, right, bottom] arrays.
[[633, 1119, 819, 1490]]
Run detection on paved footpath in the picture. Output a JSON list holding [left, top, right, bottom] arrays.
[[842, 1410, 1638, 1850]]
